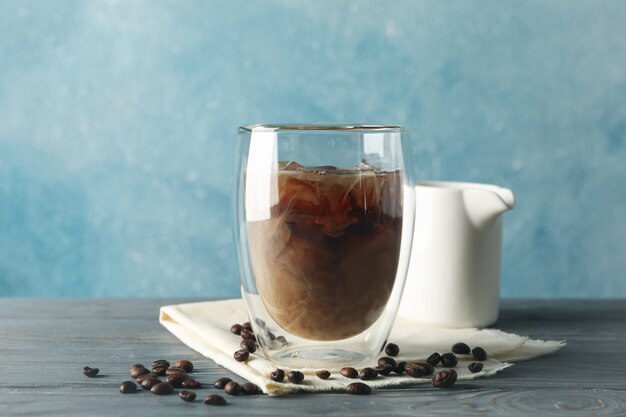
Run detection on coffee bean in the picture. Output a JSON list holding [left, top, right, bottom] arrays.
[[451, 342, 471, 355], [152, 359, 170, 368], [130, 364, 149, 378], [385, 343, 400, 356], [136, 372, 158, 383], [182, 379, 202, 389], [427, 352, 442, 366], [359, 367, 378, 381], [233, 349, 249, 362], [230, 323, 243, 335], [166, 366, 188, 375], [83, 367, 99, 378], [418, 362, 434, 375], [468, 362, 484, 373], [151, 382, 174, 395], [432, 369, 458, 388], [340, 367, 358, 378], [204, 394, 227, 406], [240, 339, 257, 353], [405, 362, 434, 377], [271, 369, 285, 382], [255, 318, 266, 328], [242, 322, 253, 332], [378, 357, 397, 368], [276, 336, 288, 345], [267, 331, 277, 340], [315, 370, 331, 380], [404, 363, 426, 378], [140, 377, 161, 390], [440, 353, 458, 367], [224, 381, 242, 395], [119, 381, 137, 393], [214, 377, 232, 389], [240, 329, 256, 342], [166, 372, 190, 388], [375, 364, 394, 376], [152, 365, 167, 376], [288, 371, 304, 384], [242, 382, 261, 395], [472, 347, 487, 361], [179, 390, 196, 402], [346, 382, 371, 395], [393, 361, 407, 375], [175, 360, 194, 373]]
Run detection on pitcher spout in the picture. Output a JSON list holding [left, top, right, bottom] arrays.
[[463, 185, 516, 228]]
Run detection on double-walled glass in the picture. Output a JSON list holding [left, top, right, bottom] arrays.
[[233, 124, 415, 368]]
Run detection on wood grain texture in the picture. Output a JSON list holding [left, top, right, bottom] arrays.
[[0, 299, 624, 416]]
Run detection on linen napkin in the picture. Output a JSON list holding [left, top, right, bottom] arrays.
[[159, 299, 564, 395]]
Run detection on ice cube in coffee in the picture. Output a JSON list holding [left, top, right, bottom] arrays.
[[247, 161, 403, 341]]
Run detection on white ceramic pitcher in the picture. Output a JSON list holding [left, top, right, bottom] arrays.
[[398, 181, 515, 328]]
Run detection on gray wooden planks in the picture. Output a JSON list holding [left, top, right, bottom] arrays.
[[0, 298, 624, 417]]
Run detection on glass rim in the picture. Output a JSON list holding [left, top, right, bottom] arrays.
[[239, 124, 407, 133]]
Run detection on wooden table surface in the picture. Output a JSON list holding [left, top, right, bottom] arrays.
[[0, 299, 624, 416]]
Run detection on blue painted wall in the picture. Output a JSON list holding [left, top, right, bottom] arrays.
[[1, 0, 624, 297]]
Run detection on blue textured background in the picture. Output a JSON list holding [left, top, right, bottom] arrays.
[[1, 0, 625, 297]]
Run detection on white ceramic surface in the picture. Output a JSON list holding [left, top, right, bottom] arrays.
[[398, 181, 515, 328]]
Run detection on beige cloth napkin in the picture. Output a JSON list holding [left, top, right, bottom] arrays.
[[159, 299, 565, 395]]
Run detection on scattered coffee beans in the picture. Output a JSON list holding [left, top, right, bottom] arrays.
[[288, 371, 304, 384], [240, 329, 256, 342], [472, 347, 487, 361], [432, 369, 458, 388], [130, 364, 149, 378], [119, 380, 137, 393], [346, 382, 371, 395], [83, 367, 99, 378], [233, 349, 249, 362], [242, 322, 253, 332], [378, 357, 397, 368], [385, 342, 400, 356], [440, 353, 458, 367], [375, 364, 393, 376], [451, 342, 471, 355], [140, 377, 161, 390], [340, 367, 358, 378], [393, 361, 407, 375], [204, 394, 227, 406], [214, 377, 232, 389], [151, 382, 174, 395], [182, 379, 202, 389], [315, 370, 331, 380], [359, 367, 378, 381], [240, 339, 257, 353], [179, 390, 196, 402], [468, 362, 484, 373], [175, 360, 193, 373], [242, 382, 261, 395], [230, 323, 243, 335], [166, 372, 190, 388], [224, 380, 242, 395], [271, 369, 285, 382]]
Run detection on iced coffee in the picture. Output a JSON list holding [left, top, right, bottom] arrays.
[[247, 161, 403, 341]]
